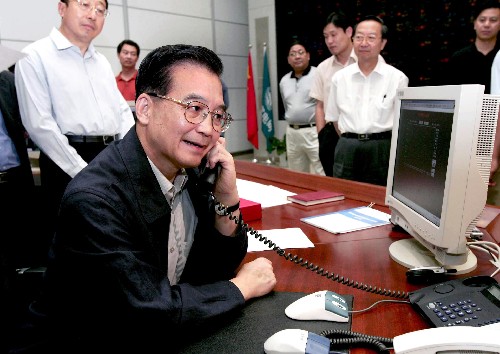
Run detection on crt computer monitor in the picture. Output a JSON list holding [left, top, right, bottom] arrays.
[[385, 84, 500, 274]]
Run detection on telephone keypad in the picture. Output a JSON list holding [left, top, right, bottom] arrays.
[[432, 300, 486, 325]]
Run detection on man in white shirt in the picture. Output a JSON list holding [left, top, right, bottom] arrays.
[[309, 11, 356, 176], [279, 41, 323, 175], [325, 15, 409, 186], [15, 0, 135, 250]]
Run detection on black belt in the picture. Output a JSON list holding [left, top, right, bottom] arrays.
[[289, 123, 316, 129], [341, 131, 392, 141], [66, 134, 118, 145], [0, 166, 21, 184]]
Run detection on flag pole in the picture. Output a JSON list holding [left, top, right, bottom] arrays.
[[262, 42, 273, 165]]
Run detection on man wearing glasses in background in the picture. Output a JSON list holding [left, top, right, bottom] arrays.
[[325, 15, 408, 186], [279, 40, 324, 175], [10, 44, 276, 354], [15, 0, 135, 258]]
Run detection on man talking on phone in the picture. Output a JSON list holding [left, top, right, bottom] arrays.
[[11, 45, 276, 354]]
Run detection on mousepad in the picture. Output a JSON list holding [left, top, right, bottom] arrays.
[[179, 291, 353, 354]]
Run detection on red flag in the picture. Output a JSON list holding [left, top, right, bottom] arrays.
[[247, 49, 259, 148]]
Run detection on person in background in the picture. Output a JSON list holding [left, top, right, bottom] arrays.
[[279, 40, 324, 175], [487, 49, 500, 204], [325, 15, 409, 186], [446, 0, 500, 197], [9, 44, 276, 354], [444, 0, 500, 93], [0, 46, 35, 353], [309, 11, 356, 177], [116, 39, 140, 101], [15, 0, 135, 256], [446, 0, 500, 205]]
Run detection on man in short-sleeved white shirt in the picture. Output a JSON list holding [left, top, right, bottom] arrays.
[[309, 11, 356, 176], [279, 41, 324, 175], [325, 16, 408, 186]]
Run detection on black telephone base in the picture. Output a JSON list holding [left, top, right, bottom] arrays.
[[409, 275, 500, 328]]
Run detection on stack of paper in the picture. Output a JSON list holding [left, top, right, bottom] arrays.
[[301, 206, 391, 234], [236, 179, 295, 208], [248, 228, 314, 252]]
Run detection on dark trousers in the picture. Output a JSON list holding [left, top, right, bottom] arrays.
[[333, 136, 391, 186], [39, 143, 108, 256], [0, 166, 37, 352], [0, 167, 37, 266], [318, 122, 339, 177]]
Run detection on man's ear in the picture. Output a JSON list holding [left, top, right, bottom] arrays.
[[381, 38, 388, 51], [346, 26, 353, 38], [58, 1, 66, 18], [135, 94, 151, 124]]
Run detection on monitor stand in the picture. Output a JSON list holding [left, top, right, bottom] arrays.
[[389, 238, 477, 275]]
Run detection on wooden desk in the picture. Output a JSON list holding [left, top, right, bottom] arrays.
[[235, 160, 500, 352]]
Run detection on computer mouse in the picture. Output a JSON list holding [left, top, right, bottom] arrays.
[[284, 290, 349, 322], [263, 329, 330, 354]]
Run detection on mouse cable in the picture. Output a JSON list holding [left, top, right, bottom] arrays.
[[348, 299, 410, 315], [319, 329, 393, 354], [210, 193, 411, 300], [467, 240, 500, 277]]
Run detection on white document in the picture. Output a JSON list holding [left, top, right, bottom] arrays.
[[248, 228, 314, 252], [236, 178, 295, 208], [301, 206, 391, 234]]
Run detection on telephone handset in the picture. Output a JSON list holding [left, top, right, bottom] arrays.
[[393, 324, 500, 353], [198, 157, 222, 191]]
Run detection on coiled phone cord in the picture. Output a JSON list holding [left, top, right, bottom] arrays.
[[211, 193, 411, 300], [319, 329, 393, 354]]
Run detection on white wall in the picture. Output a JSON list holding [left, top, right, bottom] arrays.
[[0, 0, 276, 155], [247, 0, 285, 159]]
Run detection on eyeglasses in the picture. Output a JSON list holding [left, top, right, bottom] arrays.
[[146, 93, 233, 133], [73, 0, 109, 18], [353, 35, 379, 44], [289, 50, 306, 57]]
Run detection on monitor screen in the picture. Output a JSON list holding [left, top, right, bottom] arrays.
[[385, 84, 500, 274], [392, 100, 454, 227]]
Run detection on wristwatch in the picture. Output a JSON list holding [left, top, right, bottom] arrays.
[[215, 201, 240, 215]]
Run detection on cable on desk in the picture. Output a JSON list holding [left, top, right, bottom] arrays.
[[348, 299, 411, 314], [210, 192, 411, 300], [467, 240, 500, 277], [319, 329, 393, 354]]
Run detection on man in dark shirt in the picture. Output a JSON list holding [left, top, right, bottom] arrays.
[[9, 44, 276, 354], [445, 0, 500, 93]]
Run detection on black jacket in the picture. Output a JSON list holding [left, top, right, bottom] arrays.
[[17, 127, 247, 353]]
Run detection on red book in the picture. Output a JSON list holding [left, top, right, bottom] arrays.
[[287, 190, 345, 206]]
